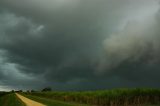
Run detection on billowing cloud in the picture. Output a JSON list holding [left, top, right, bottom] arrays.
[[0, 0, 160, 90], [98, 17, 160, 72]]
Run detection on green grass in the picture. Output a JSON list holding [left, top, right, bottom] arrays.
[[22, 94, 90, 106], [0, 93, 26, 106], [0, 92, 8, 97], [23, 88, 160, 106]]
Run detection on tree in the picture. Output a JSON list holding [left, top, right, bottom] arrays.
[[42, 87, 52, 92], [11, 90, 15, 93], [31, 90, 36, 92], [27, 90, 30, 93], [19, 90, 23, 92]]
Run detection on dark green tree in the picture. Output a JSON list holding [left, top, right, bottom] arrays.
[[42, 87, 52, 92]]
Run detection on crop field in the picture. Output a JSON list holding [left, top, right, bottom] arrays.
[[0, 88, 160, 106], [22, 94, 90, 106], [23, 88, 160, 106], [0, 93, 25, 106], [0, 92, 90, 106], [0, 92, 8, 97]]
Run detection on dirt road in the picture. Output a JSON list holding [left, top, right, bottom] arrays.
[[16, 93, 46, 106]]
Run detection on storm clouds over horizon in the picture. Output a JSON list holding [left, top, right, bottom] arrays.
[[0, 0, 160, 91]]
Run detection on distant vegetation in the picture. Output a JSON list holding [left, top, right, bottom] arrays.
[[42, 87, 52, 92], [23, 88, 160, 106]]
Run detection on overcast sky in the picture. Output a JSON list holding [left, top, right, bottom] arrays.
[[0, 0, 160, 91]]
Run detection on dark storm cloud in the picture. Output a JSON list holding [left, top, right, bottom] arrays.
[[0, 0, 160, 90]]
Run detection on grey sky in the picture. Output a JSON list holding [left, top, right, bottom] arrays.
[[0, 0, 160, 91]]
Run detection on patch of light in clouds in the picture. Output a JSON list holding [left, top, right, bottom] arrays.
[[118, 0, 159, 31]]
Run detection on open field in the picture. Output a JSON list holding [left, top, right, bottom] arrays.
[[23, 88, 160, 106], [0, 88, 160, 106], [21, 94, 90, 106], [0, 93, 90, 106]]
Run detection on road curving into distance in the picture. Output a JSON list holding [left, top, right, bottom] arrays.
[[16, 93, 46, 106]]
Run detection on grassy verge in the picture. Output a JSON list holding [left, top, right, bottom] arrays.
[[0, 92, 9, 97], [0, 93, 26, 106], [21, 94, 90, 106]]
